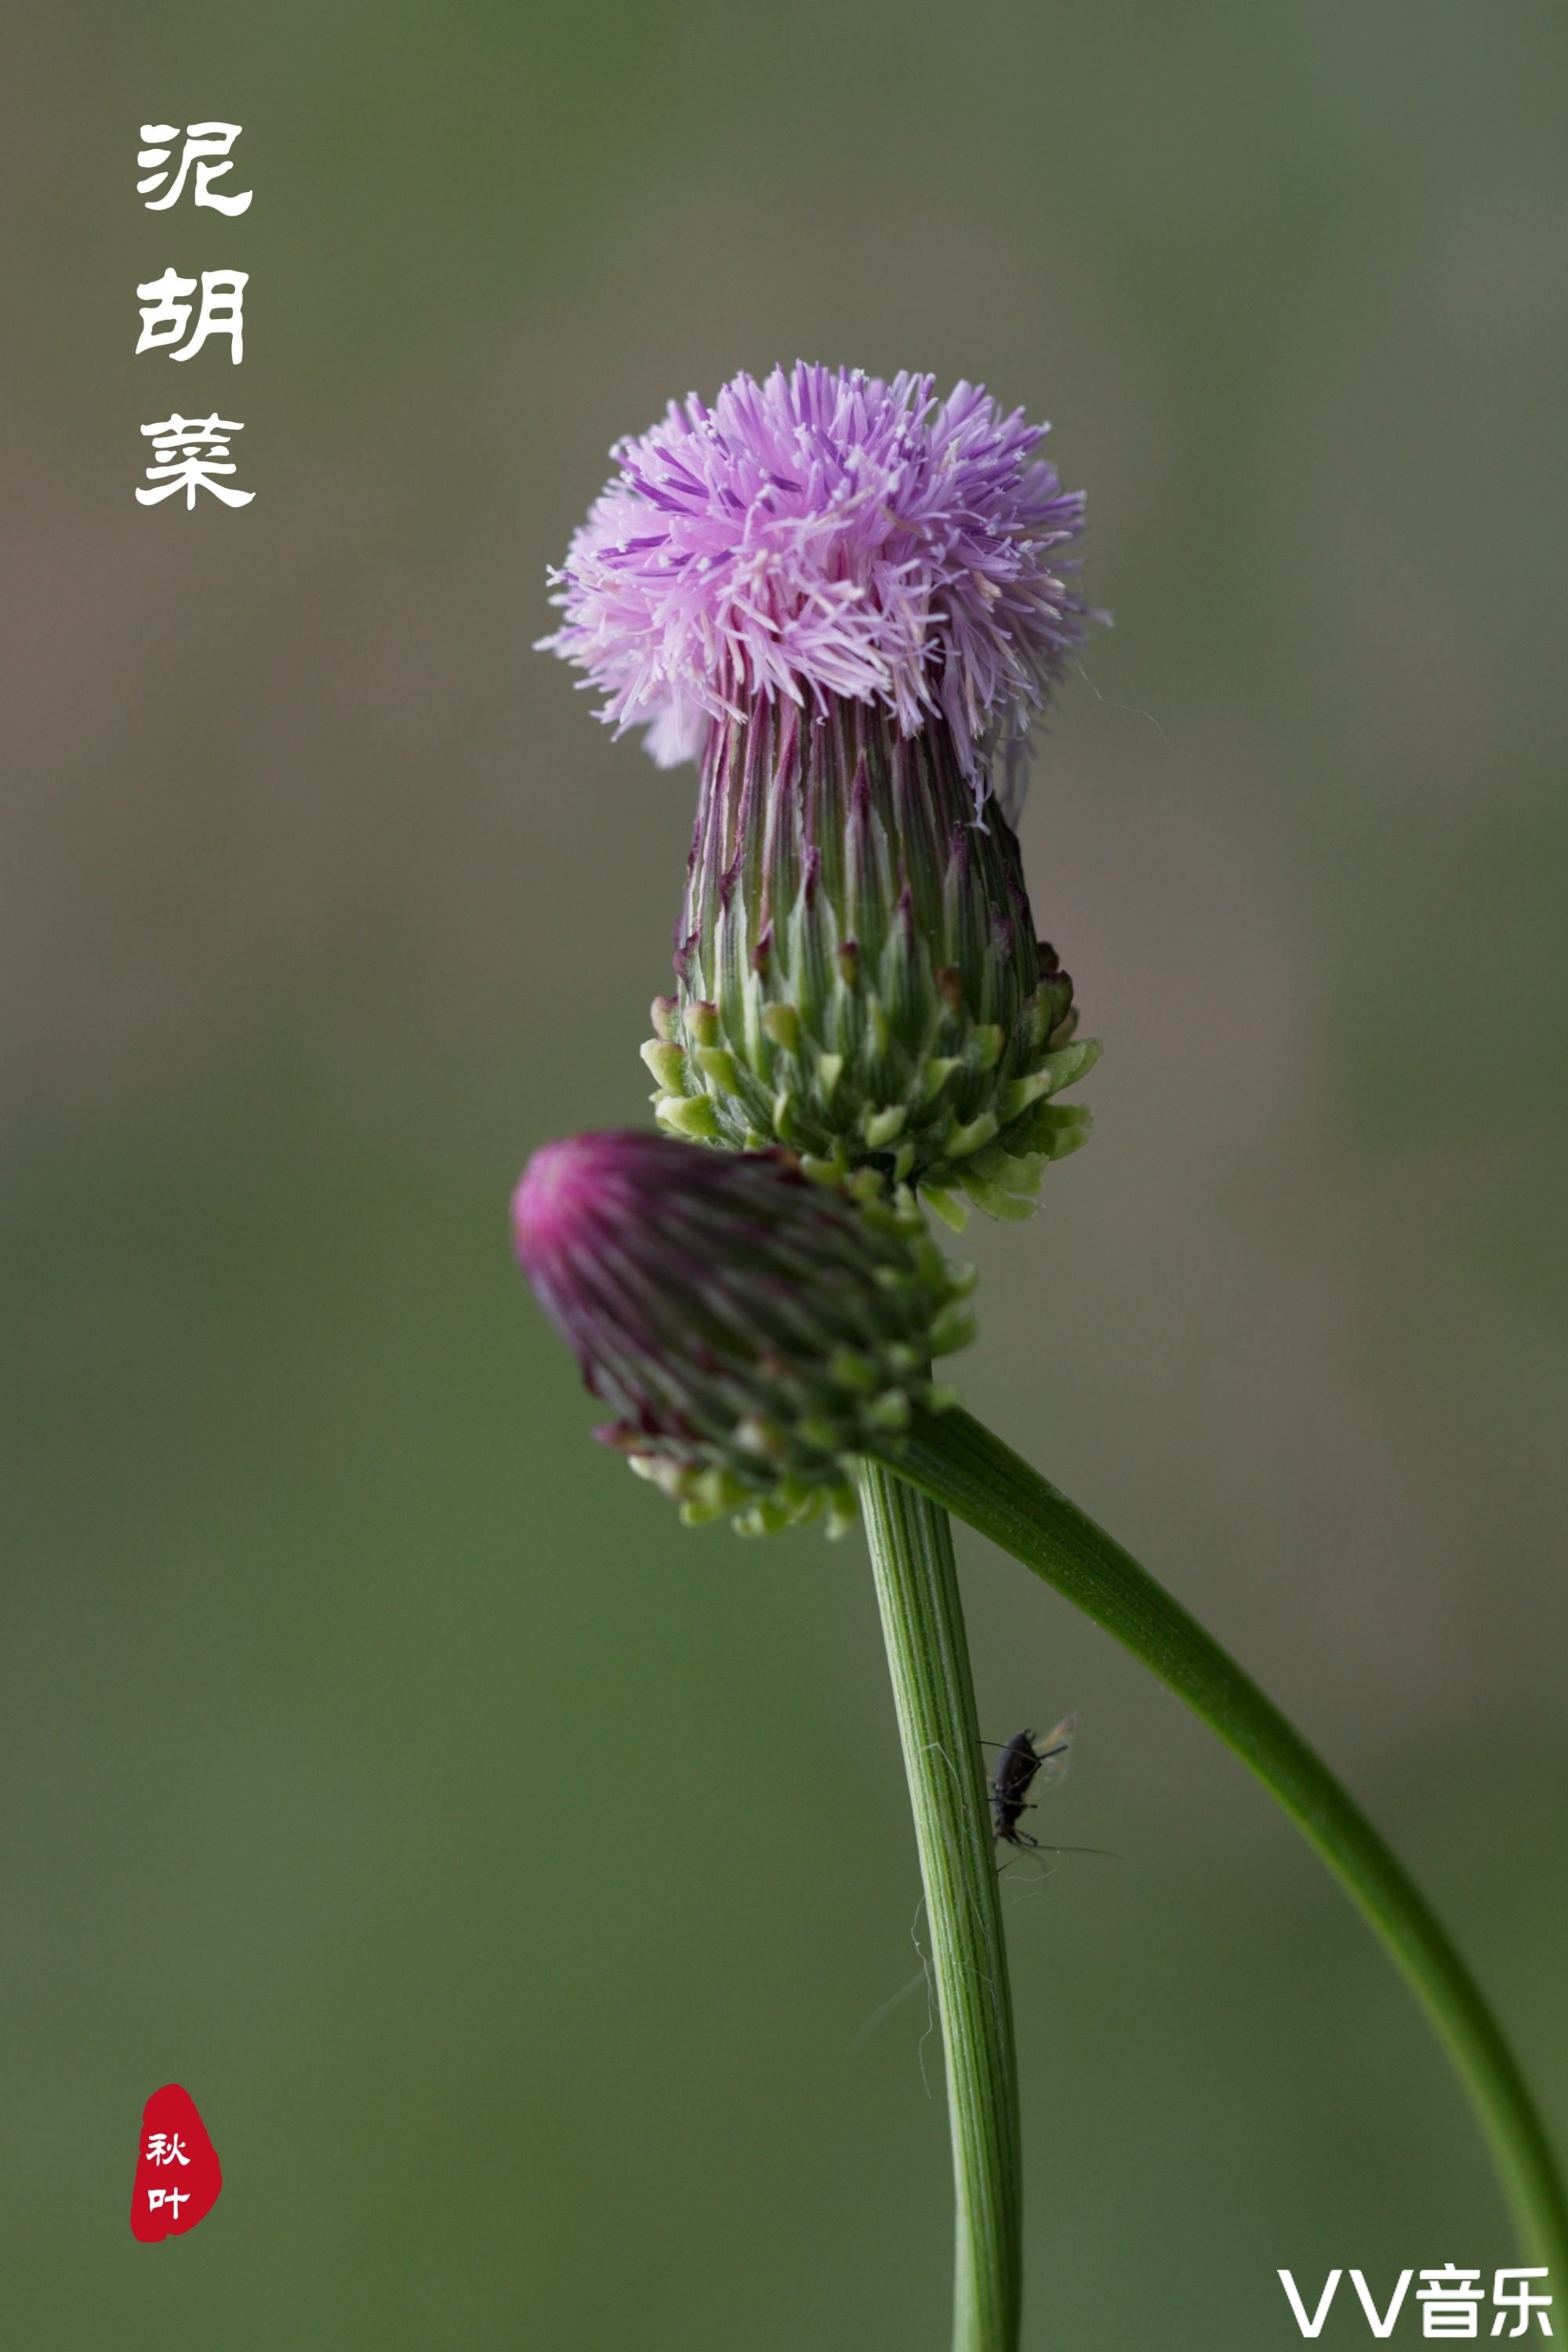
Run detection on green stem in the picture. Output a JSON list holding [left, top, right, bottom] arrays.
[[858, 1458, 1022, 2352], [880, 1406, 1568, 2278]]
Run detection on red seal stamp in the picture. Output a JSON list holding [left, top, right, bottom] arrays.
[[129, 2084, 223, 2241]]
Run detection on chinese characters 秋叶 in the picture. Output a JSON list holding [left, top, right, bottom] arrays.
[[143, 2124, 192, 2222]]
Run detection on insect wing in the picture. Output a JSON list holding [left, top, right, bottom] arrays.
[[1028, 1712, 1079, 1795]]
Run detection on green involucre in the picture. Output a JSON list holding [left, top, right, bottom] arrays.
[[642, 700, 1097, 1225], [605, 1163, 978, 1538]]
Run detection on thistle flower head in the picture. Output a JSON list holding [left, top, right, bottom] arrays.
[[512, 1129, 975, 1535], [540, 361, 1087, 821]]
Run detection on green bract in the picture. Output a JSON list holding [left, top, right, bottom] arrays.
[[610, 1160, 977, 1537], [641, 702, 1097, 1226]]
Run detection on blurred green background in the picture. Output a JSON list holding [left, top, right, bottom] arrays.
[[4, 3, 1566, 2343]]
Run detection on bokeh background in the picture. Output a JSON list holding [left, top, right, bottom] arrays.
[[5, 4, 1566, 2343]]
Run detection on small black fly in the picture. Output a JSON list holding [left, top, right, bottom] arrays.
[[989, 1713, 1079, 1850]]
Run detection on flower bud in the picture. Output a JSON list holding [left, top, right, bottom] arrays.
[[540, 362, 1100, 1223], [511, 1130, 975, 1535]]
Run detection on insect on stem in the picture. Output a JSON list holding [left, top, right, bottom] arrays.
[[987, 1714, 1079, 1851]]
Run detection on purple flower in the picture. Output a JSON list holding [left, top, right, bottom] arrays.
[[512, 1129, 975, 1534], [539, 363, 1088, 820]]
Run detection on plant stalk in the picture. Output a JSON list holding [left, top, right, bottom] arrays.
[[859, 1457, 1022, 2352], [880, 1405, 1568, 2280]]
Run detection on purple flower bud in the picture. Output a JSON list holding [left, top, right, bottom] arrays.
[[512, 1130, 976, 1534]]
